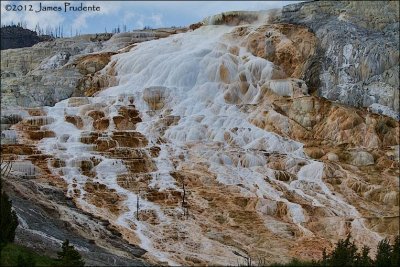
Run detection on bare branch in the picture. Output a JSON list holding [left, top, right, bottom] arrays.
[[1, 158, 13, 177]]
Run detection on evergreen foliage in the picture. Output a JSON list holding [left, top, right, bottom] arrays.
[[391, 235, 400, 267], [268, 234, 399, 267], [17, 252, 35, 267], [375, 238, 392, 267], [327, 234, 358, 266], [356, 245, 373, 267], [0, 166, 19, 250], [57, 239, 85, 267], [320, 234, 399, 267], [1, 243, 56, 266]]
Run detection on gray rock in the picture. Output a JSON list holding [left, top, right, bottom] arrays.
[[4, 177, 149, 266], [350, 151, 374, 166], [1, 28, 187, 112], [278, 1, 399, 119]]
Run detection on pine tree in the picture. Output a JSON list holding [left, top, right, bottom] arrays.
[[319, 235, 400, 267], [0, 190, 19, 249], [375, 238, 392, 267], [57, 239, 85, 266], [321, 248, 328, 267], [0, 161, 19, 250], [391, 236, 399, 267], [355, 245, 372, 267], [17, 253, 35, 267], [328, 234, 358, 266]]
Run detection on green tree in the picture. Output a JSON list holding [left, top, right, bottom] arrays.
[[355, 245, 372, 267], [0, 161, 19, 250], [328, 234, 358, 267], [321, 248, 328, 267], [375, 238, 392, 267], [391, 236, 399, 267], [17, 253, 35, 267], [57, 239, 85, 267]]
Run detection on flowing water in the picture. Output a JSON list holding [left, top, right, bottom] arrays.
[[34, 24, 382, 264]]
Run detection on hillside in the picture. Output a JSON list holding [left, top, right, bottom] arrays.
[[0, 25, 51, 50]]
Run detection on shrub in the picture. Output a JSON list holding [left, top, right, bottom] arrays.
[[57, 239, 85, 266], [0, 161, 19, 250]]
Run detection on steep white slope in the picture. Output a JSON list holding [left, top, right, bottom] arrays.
[[35, 23, 383, 265]]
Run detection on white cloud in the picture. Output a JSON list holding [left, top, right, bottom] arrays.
[[1, 1, 64, 30], [114, 1, 299, 27], [1, 1, 19, 25], [150, 13, 163, 27], [71, 1, 123, 30], [123, 12, 136, 24], [1, 1, 301, 34], [135, 18, 144, 30]]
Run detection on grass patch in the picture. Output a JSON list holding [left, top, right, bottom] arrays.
[[1, 243, 57, 267], [270, 258, 319, 266]]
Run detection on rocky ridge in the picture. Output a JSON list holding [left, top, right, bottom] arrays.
[[1, 28, 187, 110], [0, 25, 52, 50], [276, 1, 399, 119]]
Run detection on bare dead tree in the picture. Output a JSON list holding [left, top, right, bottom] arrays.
[[182, 182, 186, 207], [183, 202, 189, 220], [1, 159, 13, 178], [1, 159, 13, 193], [181, 181, 189, 219], [136, 192, 140, 220], [136, 187, 147, 221], [233, 250, 251, 266]]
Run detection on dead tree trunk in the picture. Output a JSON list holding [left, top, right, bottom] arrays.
[[136, 193, 140, 220], [182, 182, 186, 208], [1, 159, 13, 192], [181, 182, 189, 219], [1, 159, 13, 177]]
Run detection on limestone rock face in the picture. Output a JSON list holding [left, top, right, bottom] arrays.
[[1, 34, 112, 108], [349, 151, 374, 166], [277, 1, 399, 119], [203, 11, 260, 26], [1, 28, 187, 111], [143, 86, 169, 110]]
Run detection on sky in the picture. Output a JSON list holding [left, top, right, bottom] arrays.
[[1, 1, 300, 35]]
